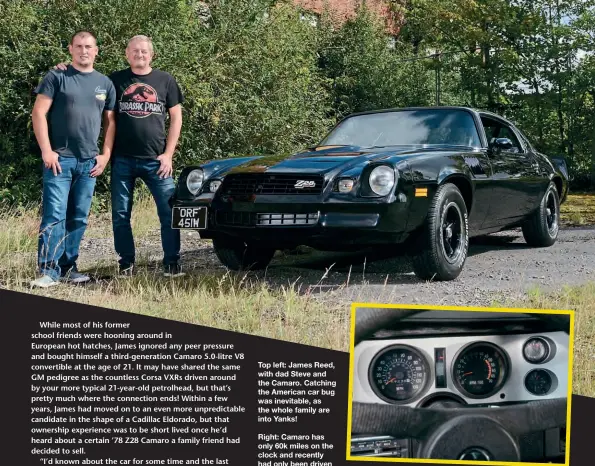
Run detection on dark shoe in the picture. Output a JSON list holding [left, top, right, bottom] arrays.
[[118, 264, 135, 278], [163, 263, 185, 278], [60, 270, 91, 284]]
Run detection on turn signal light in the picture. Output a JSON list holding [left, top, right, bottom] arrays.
[[338, 179, 354, 193]]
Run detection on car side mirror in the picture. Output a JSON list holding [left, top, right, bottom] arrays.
[[489, 138, 514, 152]]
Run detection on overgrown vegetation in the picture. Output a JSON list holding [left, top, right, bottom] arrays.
[[1, 0, 594, 205], [561, 193, 595, 226]]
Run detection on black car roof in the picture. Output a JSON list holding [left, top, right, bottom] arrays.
[[345, 106, 519, 132], [347, 106, 477, 117]]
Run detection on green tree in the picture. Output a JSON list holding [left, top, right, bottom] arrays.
[[319, 4, 433, 118]]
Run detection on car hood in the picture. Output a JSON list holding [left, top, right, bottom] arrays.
[[225, 145, 475, 176]]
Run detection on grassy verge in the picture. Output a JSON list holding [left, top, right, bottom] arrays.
[[561, 193, 595, 226], [28, 271, 349, 350]]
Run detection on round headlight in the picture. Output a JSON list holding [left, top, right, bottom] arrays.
[[368, 166, 395, 196], [186, 169, 204, 195]]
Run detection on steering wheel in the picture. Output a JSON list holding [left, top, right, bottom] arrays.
[[351, 308, 569, 461]]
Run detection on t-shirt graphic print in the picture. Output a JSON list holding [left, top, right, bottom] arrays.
[[119, 83, 164, 118], [110, 68, 184, 159]]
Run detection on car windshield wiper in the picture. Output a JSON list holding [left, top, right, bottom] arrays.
[[363, 144, 474, 150], [308, 144, 353, 150], [362, 145, 408, 149]]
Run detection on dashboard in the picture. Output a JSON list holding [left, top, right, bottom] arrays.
[[352, 331, 569, 407]]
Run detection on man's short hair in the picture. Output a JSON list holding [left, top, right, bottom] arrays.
[[127, 35, 154, 53], [70, 31, 97, 45]]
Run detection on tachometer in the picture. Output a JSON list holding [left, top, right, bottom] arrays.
[[453, 342, 509, 398], [369, 345, 430, 403]]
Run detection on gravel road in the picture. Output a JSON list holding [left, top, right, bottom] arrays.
[[80, 226, 595, 307]]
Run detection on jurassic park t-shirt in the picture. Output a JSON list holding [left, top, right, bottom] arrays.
[[109, 68, 184, 159]]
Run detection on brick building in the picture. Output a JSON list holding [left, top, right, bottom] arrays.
[[293, 0, 400, 34], [194, 1, 400, 34]]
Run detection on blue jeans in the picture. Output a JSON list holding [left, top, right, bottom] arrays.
[[38, 156, 97, 280], [111, 157, 180, 267]]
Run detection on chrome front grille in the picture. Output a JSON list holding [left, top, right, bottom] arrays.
[[257, 212, 319, 226]]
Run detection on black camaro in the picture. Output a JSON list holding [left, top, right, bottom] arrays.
[[171, 107, 568, 280]]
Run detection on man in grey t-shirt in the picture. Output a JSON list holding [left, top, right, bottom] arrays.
[[31, 31, 116, 288]]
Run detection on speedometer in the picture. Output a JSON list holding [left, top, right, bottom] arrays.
[[369, 345, 430, 403], [453, 342, 509, 398]]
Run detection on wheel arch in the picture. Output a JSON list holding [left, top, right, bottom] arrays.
[[551, 176, 564, 201], [439, 174, 473, 215]]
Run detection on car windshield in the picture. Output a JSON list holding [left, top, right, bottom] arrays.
[[321, 109, 481, 148]]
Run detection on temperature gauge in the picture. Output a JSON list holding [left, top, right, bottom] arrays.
[[435, 348, 447, 388]]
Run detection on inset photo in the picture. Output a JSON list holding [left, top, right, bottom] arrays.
[[347, 305, 574, 465]]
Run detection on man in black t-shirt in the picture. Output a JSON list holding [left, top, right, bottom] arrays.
[[109, 35, 184, 277]]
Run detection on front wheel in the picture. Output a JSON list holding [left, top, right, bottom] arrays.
[[522, 182, 560, 247], [212, 237, 276, 271], [411, 183, 469, 281]]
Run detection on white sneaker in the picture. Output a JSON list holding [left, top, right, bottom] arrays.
[[30, 275, 60, 288]]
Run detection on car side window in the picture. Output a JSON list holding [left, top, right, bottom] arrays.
[[480, 117, 500, 144], [480, 117, 523, 153], [498, 125, 523, 153]]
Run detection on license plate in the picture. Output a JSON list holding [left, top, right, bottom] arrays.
[[172, 206, 207, 229]]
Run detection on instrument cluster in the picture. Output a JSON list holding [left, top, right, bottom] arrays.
[[353, 332, 568, 406]]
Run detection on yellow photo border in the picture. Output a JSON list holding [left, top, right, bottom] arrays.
[[346, 302, 575, 466]]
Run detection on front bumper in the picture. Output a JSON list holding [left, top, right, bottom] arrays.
[[172, 193, 430, 249]]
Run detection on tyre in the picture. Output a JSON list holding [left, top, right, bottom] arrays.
[[522, 182, 560, 247], [212, 237, 276, 271], [411, 183, 469, 281]]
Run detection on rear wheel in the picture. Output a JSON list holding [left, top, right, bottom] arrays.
[[212, 237, 275, 271], [522, 182, 560, 247], [411, 183, 469, 281]]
